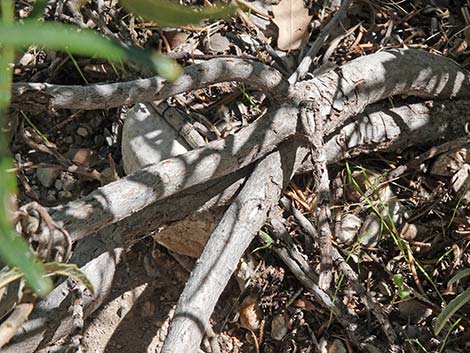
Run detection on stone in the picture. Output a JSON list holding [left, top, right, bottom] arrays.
[[121, 103, 191, 175], [62, 175, 78, 192], [152, 209, 222, 258], [36, 168, 60, 188], [54, 179, 63, 190], [94, 134, 105, 147], [46, 190, 56, 203], [77, 126, 89, 137], [59, 190, 72, 199]]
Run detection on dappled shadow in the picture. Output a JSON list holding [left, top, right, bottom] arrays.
[[9, 48, 470, 352]]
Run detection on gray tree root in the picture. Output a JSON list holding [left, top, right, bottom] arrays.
[[4, 99, 470, 353], [161, 141, 309, 353], [49, 49, 470, 244], [5, 49, 470, 352], [12, 58, 287, 111]]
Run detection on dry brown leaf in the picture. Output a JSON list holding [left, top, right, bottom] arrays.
[[239, 295, 261, 331], [272, 0, 312, 50]]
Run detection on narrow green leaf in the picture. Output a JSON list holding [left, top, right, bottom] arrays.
[[44, 262, 94, 294], [0, 21, 181, 80], [29, 0, 49, 18], [434, 288, 470, 335], [0, 22, 127, 60], [120, 0, 236, 27], [0, 1, 52, 297], [448, 268, 470, 287]]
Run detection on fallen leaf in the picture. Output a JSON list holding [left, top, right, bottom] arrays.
[[272, 0, 312, 50], [239, 295, 261, 331]]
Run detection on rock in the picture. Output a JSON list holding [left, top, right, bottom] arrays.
[[208, 33, 230, 53], [153, 209, 222, 258], [63, 136, 73, 144], [104, 128, 115, 146], [77, 126, 89, 137], [100, 167, 117, 184], [62, 175, 78, 192], [91, 116, 103, 129], [59, 190, 72, 199], [94, 134, 105, 147], [271, 314, 288, 341], [337, 213, 362, 245], [54, 179, 63, 190], [74, 135, 83, 145], [121, 103, 191, 175], [46, 190, 56, 203], [36, 167, 60, 188]]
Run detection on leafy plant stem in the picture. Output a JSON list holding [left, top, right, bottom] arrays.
[[0, 0, 52, 296]]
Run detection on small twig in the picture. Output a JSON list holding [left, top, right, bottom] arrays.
[[267, 212, 387, 353], [289, 0, 353, 84], [388, 136, 470, 180], [0, 304, 34, 349], [278, 206, 400, 350]]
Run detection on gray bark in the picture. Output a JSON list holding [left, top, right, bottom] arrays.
[[5, 49, 470, 353], [49, 50, 470, 243]]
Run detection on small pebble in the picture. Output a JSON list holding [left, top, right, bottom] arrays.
[[94, 134, 105, 147], [100, 167, 115, 183], [77, 126, 89, 137], [62, 175, 77, 192], [46, 191, 56, 203], [65, 124, 75, 134], [36, 167, 60, 188], [59, 190, 72, 199], [74, 136, 83, 145], [54, 179, 63, 190], [104, 128, 114, 146], [91, 116, 103, 128], [63, 136, 73, 144]]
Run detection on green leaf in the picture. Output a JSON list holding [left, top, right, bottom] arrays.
[[399, 290, 410, 300], [0, 21, 181, 80], [393, 273, 404, 287], [434, 288, 470, 335], [44, 262, 94, 294], [0, 0, 52, 297], [120, 0, 236, 27], [28, 0, 49, 18], [448, 268, 470, 287], [252, 230, 273, 253]]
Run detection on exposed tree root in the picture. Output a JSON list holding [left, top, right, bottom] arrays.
[[5, 49, 470, 353]]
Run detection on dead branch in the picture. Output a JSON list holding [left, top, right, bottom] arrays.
[[289, 0, 353, 84]]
